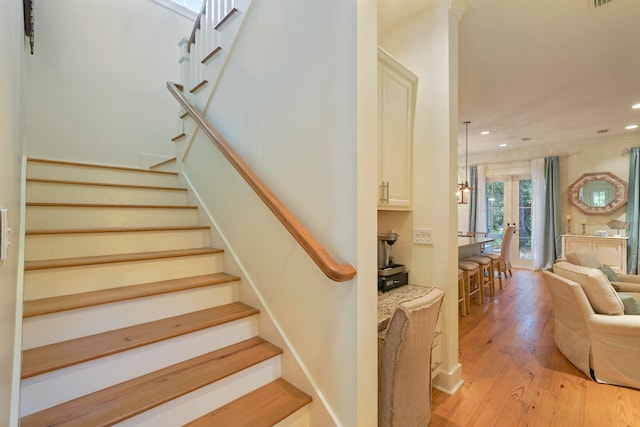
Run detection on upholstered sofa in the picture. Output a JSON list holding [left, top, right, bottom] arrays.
[[543, 261, 640, 390], [563, 248, 640, 293]]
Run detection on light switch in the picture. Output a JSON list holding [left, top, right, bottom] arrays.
[[413, 228, 433, 245]]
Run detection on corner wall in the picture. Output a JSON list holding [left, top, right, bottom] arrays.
[[378, 2, 462, 393], [25, 0, 193, 167], [177, 0, 378, 424], [0, 0, 26, 424]]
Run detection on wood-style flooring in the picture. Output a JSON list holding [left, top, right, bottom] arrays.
[[431, 269, 640, 427]]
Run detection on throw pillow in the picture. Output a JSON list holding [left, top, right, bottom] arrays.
[[618, 293, 640, 315], [572, 249, 601, 269], [599, 264, 620, 282], [552, 262, 624, 315]]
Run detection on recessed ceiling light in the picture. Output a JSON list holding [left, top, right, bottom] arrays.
[[626, 124, 639, 130], [633, 103, 640, 109], [498, 144, 507, 147], [480, 131, 490, 135]]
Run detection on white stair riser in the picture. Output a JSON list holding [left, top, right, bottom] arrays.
[[150, 159, 177, 172], [24, 253, 224, 299], [26, 206, 199, 229], [274, 407, 311, 427], [27, 182, 188, 205], [115, 357, 281, 427], [25, 229, 211, 261], [27, 162, 178, 187], [20, 317, 260, 416], [22, 281, 240, 349]]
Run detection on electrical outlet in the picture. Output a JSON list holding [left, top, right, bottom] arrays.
[[413, 228, 433, 245]]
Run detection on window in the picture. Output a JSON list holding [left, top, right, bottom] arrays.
[[150, 0, 199, 19], [591, 191, 607, 207]]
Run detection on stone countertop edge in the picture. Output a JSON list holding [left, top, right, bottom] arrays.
[[378, 284, 435, 331]]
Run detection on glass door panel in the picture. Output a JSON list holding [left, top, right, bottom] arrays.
[[486, 175, 532, 269]]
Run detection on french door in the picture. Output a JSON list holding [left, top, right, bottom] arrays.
[[486, 174, 532, 269]]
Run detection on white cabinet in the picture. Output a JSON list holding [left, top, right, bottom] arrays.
[[377, 48, 417, 210], [561, 234, 628, 273]]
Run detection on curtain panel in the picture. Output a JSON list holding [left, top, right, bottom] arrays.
[[542, 157, 561, 269], [468, 165, 478, 232], [531, 158, 545, 270], [627, 147, 640, 274]]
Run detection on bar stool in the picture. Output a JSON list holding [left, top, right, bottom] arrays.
[[465, 254, 495, 301], [458, 268, 467, 316], [482, 252, 503, 290], [458, 260, 482, 308]]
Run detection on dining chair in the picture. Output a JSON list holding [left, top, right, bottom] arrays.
[[482, 225, 516, 288], [378, 288, 445, 427], [499, 225, 516, 278]]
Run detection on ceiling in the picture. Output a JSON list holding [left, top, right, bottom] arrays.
[[378, 0, 640, 161]]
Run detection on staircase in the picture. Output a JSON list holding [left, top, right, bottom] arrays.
[[19, 158, 311, 426]]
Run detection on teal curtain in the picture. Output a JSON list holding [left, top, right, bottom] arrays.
[[542, 157, 561, 269], [467, 165, 478, 231], [627, 147, 640, 274]]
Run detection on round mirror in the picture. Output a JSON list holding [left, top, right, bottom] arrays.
[[568, 172, 627, 215]]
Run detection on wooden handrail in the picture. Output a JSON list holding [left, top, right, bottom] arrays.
[[166, 82, 357, 282]]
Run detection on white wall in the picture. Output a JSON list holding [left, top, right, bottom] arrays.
[[560, 137, 635, 234], [0, 0, 25, 424], [178, 0, 378, 425], [464, 134, 638, 235], [378, 2, 463, 393], [25, 0, 193, 168]]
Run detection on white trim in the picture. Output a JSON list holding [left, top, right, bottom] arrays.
[[9, 155, 27, 427], [149, 0, 198, 20], [432, 362, 464, 395]]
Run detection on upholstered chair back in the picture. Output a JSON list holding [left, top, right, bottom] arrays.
[[378, 288, 444, 427]]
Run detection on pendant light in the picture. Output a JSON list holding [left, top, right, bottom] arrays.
[[457, 121, 473, 204]]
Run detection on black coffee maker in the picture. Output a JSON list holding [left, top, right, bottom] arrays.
[[377, 232, 408, 291]]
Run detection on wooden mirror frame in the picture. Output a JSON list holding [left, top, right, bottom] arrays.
[[568, 172, 628, 215]]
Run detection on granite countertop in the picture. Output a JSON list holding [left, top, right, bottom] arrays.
[[378, 284, 435, 331]]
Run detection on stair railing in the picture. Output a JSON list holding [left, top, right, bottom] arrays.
[[179, 0, 238, 95], [167, 82, 357, 282]]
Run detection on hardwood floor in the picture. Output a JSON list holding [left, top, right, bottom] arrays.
[[431, 269, 640, 427]]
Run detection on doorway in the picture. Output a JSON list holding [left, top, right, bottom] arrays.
[[486, 174, 532, 269]]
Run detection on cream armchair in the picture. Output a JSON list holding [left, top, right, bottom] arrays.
[[564, 248, 640, 293], [543, 262, 640, 390]]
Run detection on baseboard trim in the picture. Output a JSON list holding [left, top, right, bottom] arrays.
[[433, 362, 463, 395]]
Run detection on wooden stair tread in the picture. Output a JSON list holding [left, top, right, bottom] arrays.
[[27, 177, 187, 192], [26, 202, 197, 209], [23, 273, 239, 317], [20, 337, 281, 427], [185, 378, 311, 427], [27, 157, 178, 176], [25, 225, 210, 236], [22, 302, 259, 379], [24, 247, 223, 271]]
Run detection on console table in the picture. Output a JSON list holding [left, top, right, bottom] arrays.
[[561, 234, 628, 273]]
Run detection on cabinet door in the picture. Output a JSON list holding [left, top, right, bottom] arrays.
[[378, 49, 416, 210], [563, 236, 592, 256], [593, 239, 625, 273]]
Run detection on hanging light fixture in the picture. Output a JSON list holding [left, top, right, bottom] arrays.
[[457, 121, 473, 204]]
